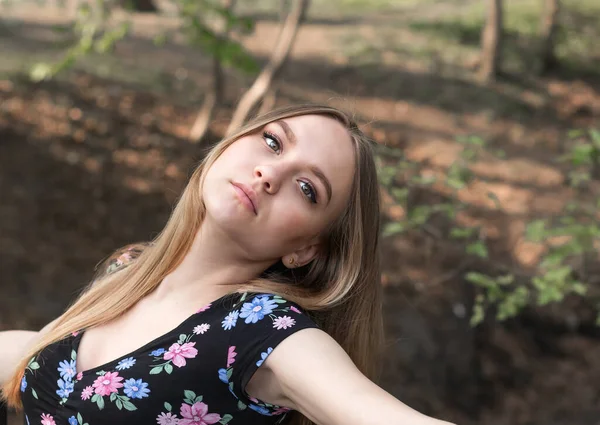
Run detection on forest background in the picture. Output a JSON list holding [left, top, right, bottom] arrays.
[[1, 0, 600, 424]]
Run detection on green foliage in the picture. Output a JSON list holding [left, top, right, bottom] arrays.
[[28, 0, 259, 81], [561, 129, 600, 187], [377, 129, 600, 327]]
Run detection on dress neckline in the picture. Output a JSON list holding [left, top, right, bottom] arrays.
[[72, 292, 242, 378]]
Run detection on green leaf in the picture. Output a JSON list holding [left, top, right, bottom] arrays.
[[450, 226, 476, 239], [226, 368, 233, 380], [569, 144, 594, 166], [465, 272, 495, 288], [31, 388, 38, 400], [194, 395, 204, 403], [116, 399, 123, 410], [466, 241, 488, 258], [149, 366, 163, 375], [122, 400, 137, 411], [568, 129, 585, 139], [391, 187, 409, 202], [220, 414, 234, 424], [382, 221, 406, 237], [77, 413, 83, 425], [165, 363, 173, 374], [184, 390, 197, 401], [71, 350, 77, 361], [237, 400, 247, 410], [164, 402, 172, 412], [178, 334, 187, 344], [589, 129, 600, 148], [525, 220, 547, 242], [110, 392, 117, 402], [97, 395, 105, 410], [91, 394, 99, 403], [470, 302, 485, 326], [29, 63, 54, 82]]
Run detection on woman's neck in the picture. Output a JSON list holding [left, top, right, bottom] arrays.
[[152, 221, 273, 302]]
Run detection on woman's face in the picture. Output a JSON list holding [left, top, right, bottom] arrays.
[[202, 114, 356, 263]]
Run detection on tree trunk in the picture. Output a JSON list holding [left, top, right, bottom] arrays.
[[226, 0, 309, 134], [189, 55, 226, 143], [188, 0, 237, 143], [478, 0, 503, 83], [539, 0, 560, 73], [121, 0, 158, 13]]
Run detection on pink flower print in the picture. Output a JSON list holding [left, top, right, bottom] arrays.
[[81, 385, 94, 400], [92, 371, 124, 396], [272, 406, 292, 416], [193, 324, 210, 335], [179, 402, 221, 425], [76, 372, 83, 381], [164, 342, 198, 368], [273, 316, 296, 330], [226, 346, 237, 368], [71, 331, 80, 337], [196, 303, 211, 313], [290, 306, 302, 314], [40, 413, 56, 425], [156, 412, 180, 425]]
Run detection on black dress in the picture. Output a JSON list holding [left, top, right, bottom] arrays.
[[20, 290, 319, 425]]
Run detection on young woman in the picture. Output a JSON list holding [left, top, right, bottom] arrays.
[[1, 105, 455, 425]]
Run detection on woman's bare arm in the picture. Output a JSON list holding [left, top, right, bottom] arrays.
[[260, 328, 456, 425], [0, 318, 60, 386]]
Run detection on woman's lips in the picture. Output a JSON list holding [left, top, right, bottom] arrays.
[[231, 182, 257, 215]]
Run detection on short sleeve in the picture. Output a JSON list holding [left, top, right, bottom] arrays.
[[222, 292, 320, 416]]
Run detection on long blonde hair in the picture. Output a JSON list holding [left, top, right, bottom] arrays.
[[2, 104, 383, 425]]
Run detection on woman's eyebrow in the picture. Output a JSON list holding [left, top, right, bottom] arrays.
[[274, 120, 297, 146], [273, 120, 332, 204]]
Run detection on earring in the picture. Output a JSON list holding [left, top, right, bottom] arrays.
[[288, 257, 298, 268]]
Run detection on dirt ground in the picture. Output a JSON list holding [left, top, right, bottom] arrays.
[[2, 2, 600, 424]]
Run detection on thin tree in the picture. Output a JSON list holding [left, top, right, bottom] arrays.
[[539, 0, 561, 73], [189, 0, 237, 143], [226, 0, 309, 134], [478, 0, 504, 82]]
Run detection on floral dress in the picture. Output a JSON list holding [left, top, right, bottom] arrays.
[[20, 248, 320, 425]]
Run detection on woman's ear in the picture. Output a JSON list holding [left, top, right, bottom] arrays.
[[282, 243, 320, 269]]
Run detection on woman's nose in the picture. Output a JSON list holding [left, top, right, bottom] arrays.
[[254, 165, 279, 193]]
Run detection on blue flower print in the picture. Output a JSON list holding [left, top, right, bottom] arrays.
[[115, 357, 136, 370], [25, 415, 30, 425], [222, 310, 240, 330], [68, 416, 78, 425], [57, 359, 77, 381], [20, 376, 27, 392], [218, 368, 229, 384], [249, 404, 272, 415], [150, 348, 165, 357], [56, 379, 74, 398], [123, 378, 150, 399], [240, 296, 278, 324], [256, 348, 274, 367]]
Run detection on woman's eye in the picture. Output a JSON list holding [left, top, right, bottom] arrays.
[[263, 132, 281, 154], [299, 181, 317, 204]]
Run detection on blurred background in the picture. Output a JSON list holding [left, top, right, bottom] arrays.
[[1, 0, 600, 424]]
